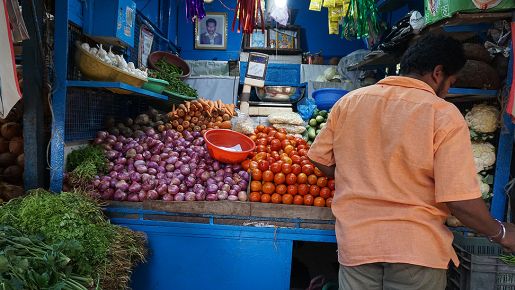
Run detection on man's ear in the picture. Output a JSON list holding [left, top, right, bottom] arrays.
[[432, 65, 445, 82]]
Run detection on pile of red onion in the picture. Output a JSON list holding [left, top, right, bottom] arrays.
[[91, 129, 249, 202]]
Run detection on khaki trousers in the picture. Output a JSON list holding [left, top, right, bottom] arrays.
[[339, 263, 447, 290]]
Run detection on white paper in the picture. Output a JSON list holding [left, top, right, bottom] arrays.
[[0, 0, 22, 118], [220, 144, 243, 152]]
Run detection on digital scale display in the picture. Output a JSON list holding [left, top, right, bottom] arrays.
[[245, 53, 269, 81]]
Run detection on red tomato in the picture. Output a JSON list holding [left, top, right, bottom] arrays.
[[291, 164, 302, 175], [304, 194, 314, 206], [300, 159, 312, 167], [271, 151, 281, 161], [275, 132, 286, 141], [250, 134, 258, 142], [256, 125, 266, 132], [263, 127, 271, 134], [285, 173, 297, 185], [317, 177, 328, 188], [242, 160, 251, 171], [287, 185, 298, 195], [253, 152, 267, 161], [302, 164, 314, 175], [261, 193, 271, 203], [284, 145, 294, 155], [298, 149, 308, 156], [298, 184, 309, 196], [314, 197, 325, 207], [293, 195, 304, 205], [275, 184, 287, 195], [258, 160, 270, 172], [262, 170, 274, 182], [314, 167, 324, 177], [309, 185, 320, 197], [249, 161, 259, 170], [307, 175, 318, 185], [328, 179, 335, 190], [297, 144, 307, 150], [274, 173, 286, 184], [249, 192, 261, 202], [288, 150, 299, 158], [256, 145, 267, 153], [331, 190, 335, 197], [281, 139, 291, 148], [282, 194, 294, 205], [270, 162, 282, 174], [297, 173, 308, 184], [271, 193, 282, 204], [267, 130, 276, 137], [320, 187, 331, 199], [251, 169, 263, 181], [266, 136, 275, 144], [281, 156, 293, 165], [291, 155, 301, 164], [282, 163, 292, 174], [270, 139, 282, 152], [257, 133, 267, 139], [250, 181, 262, 192], [326, 197, 333, 208], [262, 182, 276, 195]]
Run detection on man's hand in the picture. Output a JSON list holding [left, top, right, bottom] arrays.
[[499, 223, 515, 252]]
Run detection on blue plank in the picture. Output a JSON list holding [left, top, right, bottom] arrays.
[[67, 81, 169, 100], [239, 63, 301, 86], [447, 88, 498, 96], [443, 24, 491, 33], [68, 0, 83, 27], [50, 0, 70, 192], [490, 40, 513, 220]]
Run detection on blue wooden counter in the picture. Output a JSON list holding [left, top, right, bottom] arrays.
[[106, 201, 336, 290]]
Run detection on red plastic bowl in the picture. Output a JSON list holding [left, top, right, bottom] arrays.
[[147, 51, 191, 80], [204, 129, 256, 164]]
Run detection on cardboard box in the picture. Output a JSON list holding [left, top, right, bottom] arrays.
[[424, 0, 515, 25]]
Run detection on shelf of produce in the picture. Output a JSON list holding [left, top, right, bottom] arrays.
[[67, 81, 169, 101], [426, 12, 513, 31]]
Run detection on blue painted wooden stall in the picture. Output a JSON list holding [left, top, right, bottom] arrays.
[[47, 1, 515, 289]]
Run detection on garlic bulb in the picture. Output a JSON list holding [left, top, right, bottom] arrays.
[[97, 44, 108, 59], [108, 46, 117, 64], [89, 47, 98, 55], [81, 42, 90, 51], [128, 62, 136, 70]]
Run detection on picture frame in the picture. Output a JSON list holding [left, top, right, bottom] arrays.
[[268, 28, 297, 49], [248, 29, 268, 48], [194, 12, 227, 50]]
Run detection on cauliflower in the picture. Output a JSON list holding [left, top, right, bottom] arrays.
[[323, 67, 338, 80], [477, 174, 492, 199], [465, 104, 500, 134], [472, 142, 496, 172]]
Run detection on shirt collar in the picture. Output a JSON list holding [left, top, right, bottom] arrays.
[[377, 76, 436, 95]]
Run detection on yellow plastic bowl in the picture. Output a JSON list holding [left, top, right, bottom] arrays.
[[75, 43, 147, 94]]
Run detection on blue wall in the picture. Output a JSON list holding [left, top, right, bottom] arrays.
[[175, 0, 365, 61]]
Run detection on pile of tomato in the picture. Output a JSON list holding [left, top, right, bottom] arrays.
[[241, 125, 334, 207]]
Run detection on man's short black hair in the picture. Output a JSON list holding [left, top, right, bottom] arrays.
[[399, 34, 466, 76], [206, 18, 217, 26]]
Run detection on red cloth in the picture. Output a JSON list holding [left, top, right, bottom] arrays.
[[506, 21, 515, 120]]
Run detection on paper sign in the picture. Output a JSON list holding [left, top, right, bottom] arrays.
[[220, 144, 243, 152]]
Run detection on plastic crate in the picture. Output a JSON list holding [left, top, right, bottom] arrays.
[[448, 232, 515, 290]]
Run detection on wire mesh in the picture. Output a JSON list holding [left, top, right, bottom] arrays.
[[65, 88, 157, 141]]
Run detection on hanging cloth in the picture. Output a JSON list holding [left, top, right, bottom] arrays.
[[0, 0, 22, 119], [506, 20, 514, 120]]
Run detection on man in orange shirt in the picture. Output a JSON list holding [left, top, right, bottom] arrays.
[[308, 34, 515, 290]]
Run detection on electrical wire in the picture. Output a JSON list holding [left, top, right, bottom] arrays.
[[217, 0, 235, 11]]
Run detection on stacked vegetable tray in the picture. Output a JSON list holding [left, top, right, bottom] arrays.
[[303, 109, 329, 144]]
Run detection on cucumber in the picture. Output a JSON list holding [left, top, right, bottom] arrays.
[[307, 140, 313, 145], [319, 122, 326, 129], [313, 108, 320, 116], [307, 127, 316, 140], [319, 110, 328, 118], [309, 119, 318, 127], [316, 129, 321, 135], [315, 115, 325, 124]]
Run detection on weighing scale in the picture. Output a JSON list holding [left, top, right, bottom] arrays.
[[240, 52, 293, 116]]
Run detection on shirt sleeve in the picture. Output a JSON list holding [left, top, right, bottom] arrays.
[[307, 100, 345, 167], [434, 118, 481, 203]]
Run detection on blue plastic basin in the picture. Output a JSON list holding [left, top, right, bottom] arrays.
[[312, 88, 349, 111]]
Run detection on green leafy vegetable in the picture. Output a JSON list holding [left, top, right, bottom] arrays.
[[150, 59, 197, 98]]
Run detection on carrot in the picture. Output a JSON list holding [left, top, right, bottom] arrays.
[[178, 104, 187, 112], [222, 113, 231, 121], [215, 116, 223, 123], [220, 120, 232, 129], [185, 102, 191, 111], [217, 100, 223, 110], [172, 104, 176, 114]]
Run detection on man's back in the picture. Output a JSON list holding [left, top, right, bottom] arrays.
[[308, 76, 480, 269]]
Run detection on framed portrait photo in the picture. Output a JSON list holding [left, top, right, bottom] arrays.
[[195, 12, 227, 50], [249, 29, 268, 48]]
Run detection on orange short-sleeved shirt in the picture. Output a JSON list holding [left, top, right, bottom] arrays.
[[308, 76, 481, 269]]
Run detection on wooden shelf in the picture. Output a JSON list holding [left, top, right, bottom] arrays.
[[446, 88, 498, 103], [67, 80, 169, 100], [347, 51, 400, 71], [242, 47, 303, 55]]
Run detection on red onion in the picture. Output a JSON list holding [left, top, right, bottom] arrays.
[[221, 184, 231, 192], [166, 172, 174, 179], [118, 172, 130, 181], [138, 190, 147, 201], [213, 161, 221, 171], [128, 193, 140, 202], [97, 131, 108, 139], [150, 155, 161, 162], [135, 165, 148, 174], [143, 151, 152, 160], [175, 161, 184, 169], [162, 193, 174, 201], [100, 188, 114, 200], [228, 189, 237, 196], [99, 180, 110, 191], [170, 177, 181, 185], [224, 177, 235, 186], [156, 172, 165, 180], [114, 142, 123, 151], [238, 191, 248, 202], [106, 150, 118, 160], [135, 145, 144, 154], [147, 161, 158, 169], [180, 165, 191, 175], [115, 180, 129, 191], [126, 148, 137, 158], [129, 182, 142, 193], [217, 182, 224, 189], [174, 192, 185, 201], [232, 184, 241, 192], [156, 184, 168, 195], [165, 164, 175, 172], [158, 161, 166, 168], [157, 166, 166, 174], [148, 168, 157, 175], [179, 184, 188, 192], [134, 160, 146, 167], [147, 190, 159, 200], [134, 153, 144, 160], [114, 189, 127, 201], [195, 190, 206, 201], [168, 185, 180, 195], [238, 180, 248, 190], [94, 138, 103, 144], [217, 190, 229, 200], [113, 164, 124, 172], [166, 156, 178, 164], [206, 193, 218, 201], [185, 175, 196, 188], [206, 184, 218, 194], [185, 192, 196, 201], [228, 195, 239, 201]]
